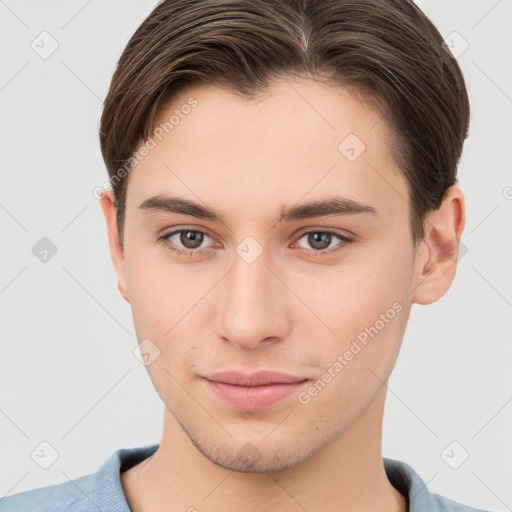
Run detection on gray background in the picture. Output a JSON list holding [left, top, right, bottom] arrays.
[[1, 1, 511, 510]]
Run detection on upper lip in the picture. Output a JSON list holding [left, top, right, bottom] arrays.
[[202, 370, 308, 387]]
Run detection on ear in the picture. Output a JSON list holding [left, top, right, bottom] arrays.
[[411, 185, 466, 305], [99, 187, 130, 302]]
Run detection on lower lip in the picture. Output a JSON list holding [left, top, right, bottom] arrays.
[[203, 378, 309, 410]]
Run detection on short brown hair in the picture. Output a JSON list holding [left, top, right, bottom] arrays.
[[99, 0, 470, 249]]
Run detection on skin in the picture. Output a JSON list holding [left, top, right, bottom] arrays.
[[101, 78, 465, 512]]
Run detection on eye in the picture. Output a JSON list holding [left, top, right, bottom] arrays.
[[157, 227, 355, 257], [157, 228, 214, 255], [293, 229, 354, 255]]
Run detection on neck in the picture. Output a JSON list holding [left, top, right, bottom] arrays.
[[131, 386, 406, 512]]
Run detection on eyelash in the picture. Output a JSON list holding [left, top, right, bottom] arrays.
[[157, 227, 355, 257]]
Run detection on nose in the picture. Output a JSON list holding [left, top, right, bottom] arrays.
[[214, 249, 290, 350]]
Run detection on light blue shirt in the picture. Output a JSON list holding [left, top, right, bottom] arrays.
[[0, 443, 492, 511]]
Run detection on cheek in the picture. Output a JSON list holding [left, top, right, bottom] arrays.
[[124, 247, 214, 370], [123, 243, 175, 337], [311, 243, 412, 369], [125, 223, 412, 356], [297, 279, 408, 419]]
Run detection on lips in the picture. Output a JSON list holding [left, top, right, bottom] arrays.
[[202, 370, 308, 386], [201, 370, 310, 410]]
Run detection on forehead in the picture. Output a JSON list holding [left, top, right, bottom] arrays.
[[126, 79, 407, 222], [153, 79, 388, 153]]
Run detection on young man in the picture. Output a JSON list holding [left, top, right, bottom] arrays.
[[1, 0, 492, 511]]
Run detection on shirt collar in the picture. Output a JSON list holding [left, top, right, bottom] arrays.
[[94, 444, 448, 512]]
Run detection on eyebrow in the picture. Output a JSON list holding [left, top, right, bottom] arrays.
[[139, 194, 379, 224]]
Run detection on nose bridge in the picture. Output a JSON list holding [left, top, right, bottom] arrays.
[[215, 244, 288, 349]]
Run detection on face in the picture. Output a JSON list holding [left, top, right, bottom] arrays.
[[102, 79, 438, 472]]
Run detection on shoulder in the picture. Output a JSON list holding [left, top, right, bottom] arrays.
[[427, 491, 495, 512], [0, 444, 158, 512], [383, 457, 496, 512], [0, 474, 96, 512]]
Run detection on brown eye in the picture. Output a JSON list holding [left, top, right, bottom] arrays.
[[158, 229, 212, 254], [295, 230, 354, 255], [178, 230, 204, 249], [305, 232, 332, 251]]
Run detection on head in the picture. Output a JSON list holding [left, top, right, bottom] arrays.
[[99, 0, 469, 472]]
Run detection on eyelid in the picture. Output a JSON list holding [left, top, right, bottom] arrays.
[[158, 226, 215, 248], [293, 226, 355, 241], [158, 226, 355, 255], [160, 225, 354, 241], [291, 228, 355, 254], [158, 225, 214, 240]]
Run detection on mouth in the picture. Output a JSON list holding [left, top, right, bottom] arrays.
[[201, 370, 310, 410]]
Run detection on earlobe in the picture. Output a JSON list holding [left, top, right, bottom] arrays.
[[411, 185, 466, 305], [99, 187, 130, 303]]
